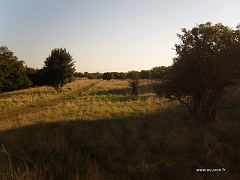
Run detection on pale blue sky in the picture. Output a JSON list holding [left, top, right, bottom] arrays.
[[1, 0, 239, 72]]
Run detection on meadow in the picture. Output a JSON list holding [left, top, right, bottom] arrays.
[[0, 79, 239, 179]]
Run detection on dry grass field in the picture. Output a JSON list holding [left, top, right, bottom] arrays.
[[0, 79, 239, 179]]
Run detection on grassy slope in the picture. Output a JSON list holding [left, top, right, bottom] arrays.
[[0, 80, 239, 179]]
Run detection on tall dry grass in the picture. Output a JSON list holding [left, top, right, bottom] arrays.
[[0, 79, 99, 113], [0, 79, 239, 179], [0, 79, 167, 131]]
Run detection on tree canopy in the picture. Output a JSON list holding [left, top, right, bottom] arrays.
[[43, 48, 75, 91], [26, 67, 46, 87], [0, 46, 32, 93], [140, 70, 151, 79], [155, 22, 240, 121], [103, 72, 114, 80], [151, 66, 170, 79]]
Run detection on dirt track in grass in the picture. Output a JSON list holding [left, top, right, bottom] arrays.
[[0, 81, 101, 120]]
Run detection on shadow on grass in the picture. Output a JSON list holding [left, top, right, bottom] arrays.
[[0, 107, 239, 180]]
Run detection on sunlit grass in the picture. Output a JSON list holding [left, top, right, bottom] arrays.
[[0, 79, 99, 114], [0, 80, 239, 179], [0, 80, 172, 131]]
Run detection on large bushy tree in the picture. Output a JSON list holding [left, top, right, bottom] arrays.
[[43, 48, 75, 91], [155, 22, 240, 121], [0, 46, 32, 93]]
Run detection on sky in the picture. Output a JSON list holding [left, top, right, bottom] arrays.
[[1, 0, 239, 73]]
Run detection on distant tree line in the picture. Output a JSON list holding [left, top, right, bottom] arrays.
[[74, 66, 170, 81]]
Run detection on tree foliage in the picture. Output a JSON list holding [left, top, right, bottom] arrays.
[[74, 72, 84, 78], [26, 67, 46, 87], [235, 23, 240, 77], [43, 48, 75, 91], [103, 72, 114, 80], [151, 66, 170, 79], [0, 46, 32, 93], [112, 72, 126, 79], [140, 70, 151, 79], [87, 72, 101, 79], [155, 22, 240, 121], [128, 71, 140, 96]]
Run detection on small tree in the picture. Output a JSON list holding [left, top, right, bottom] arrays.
[[103, 72, 114, 80], [155, 22, 240, 121], [43, 48, 75, 91], [128, 71, 140, 96]]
